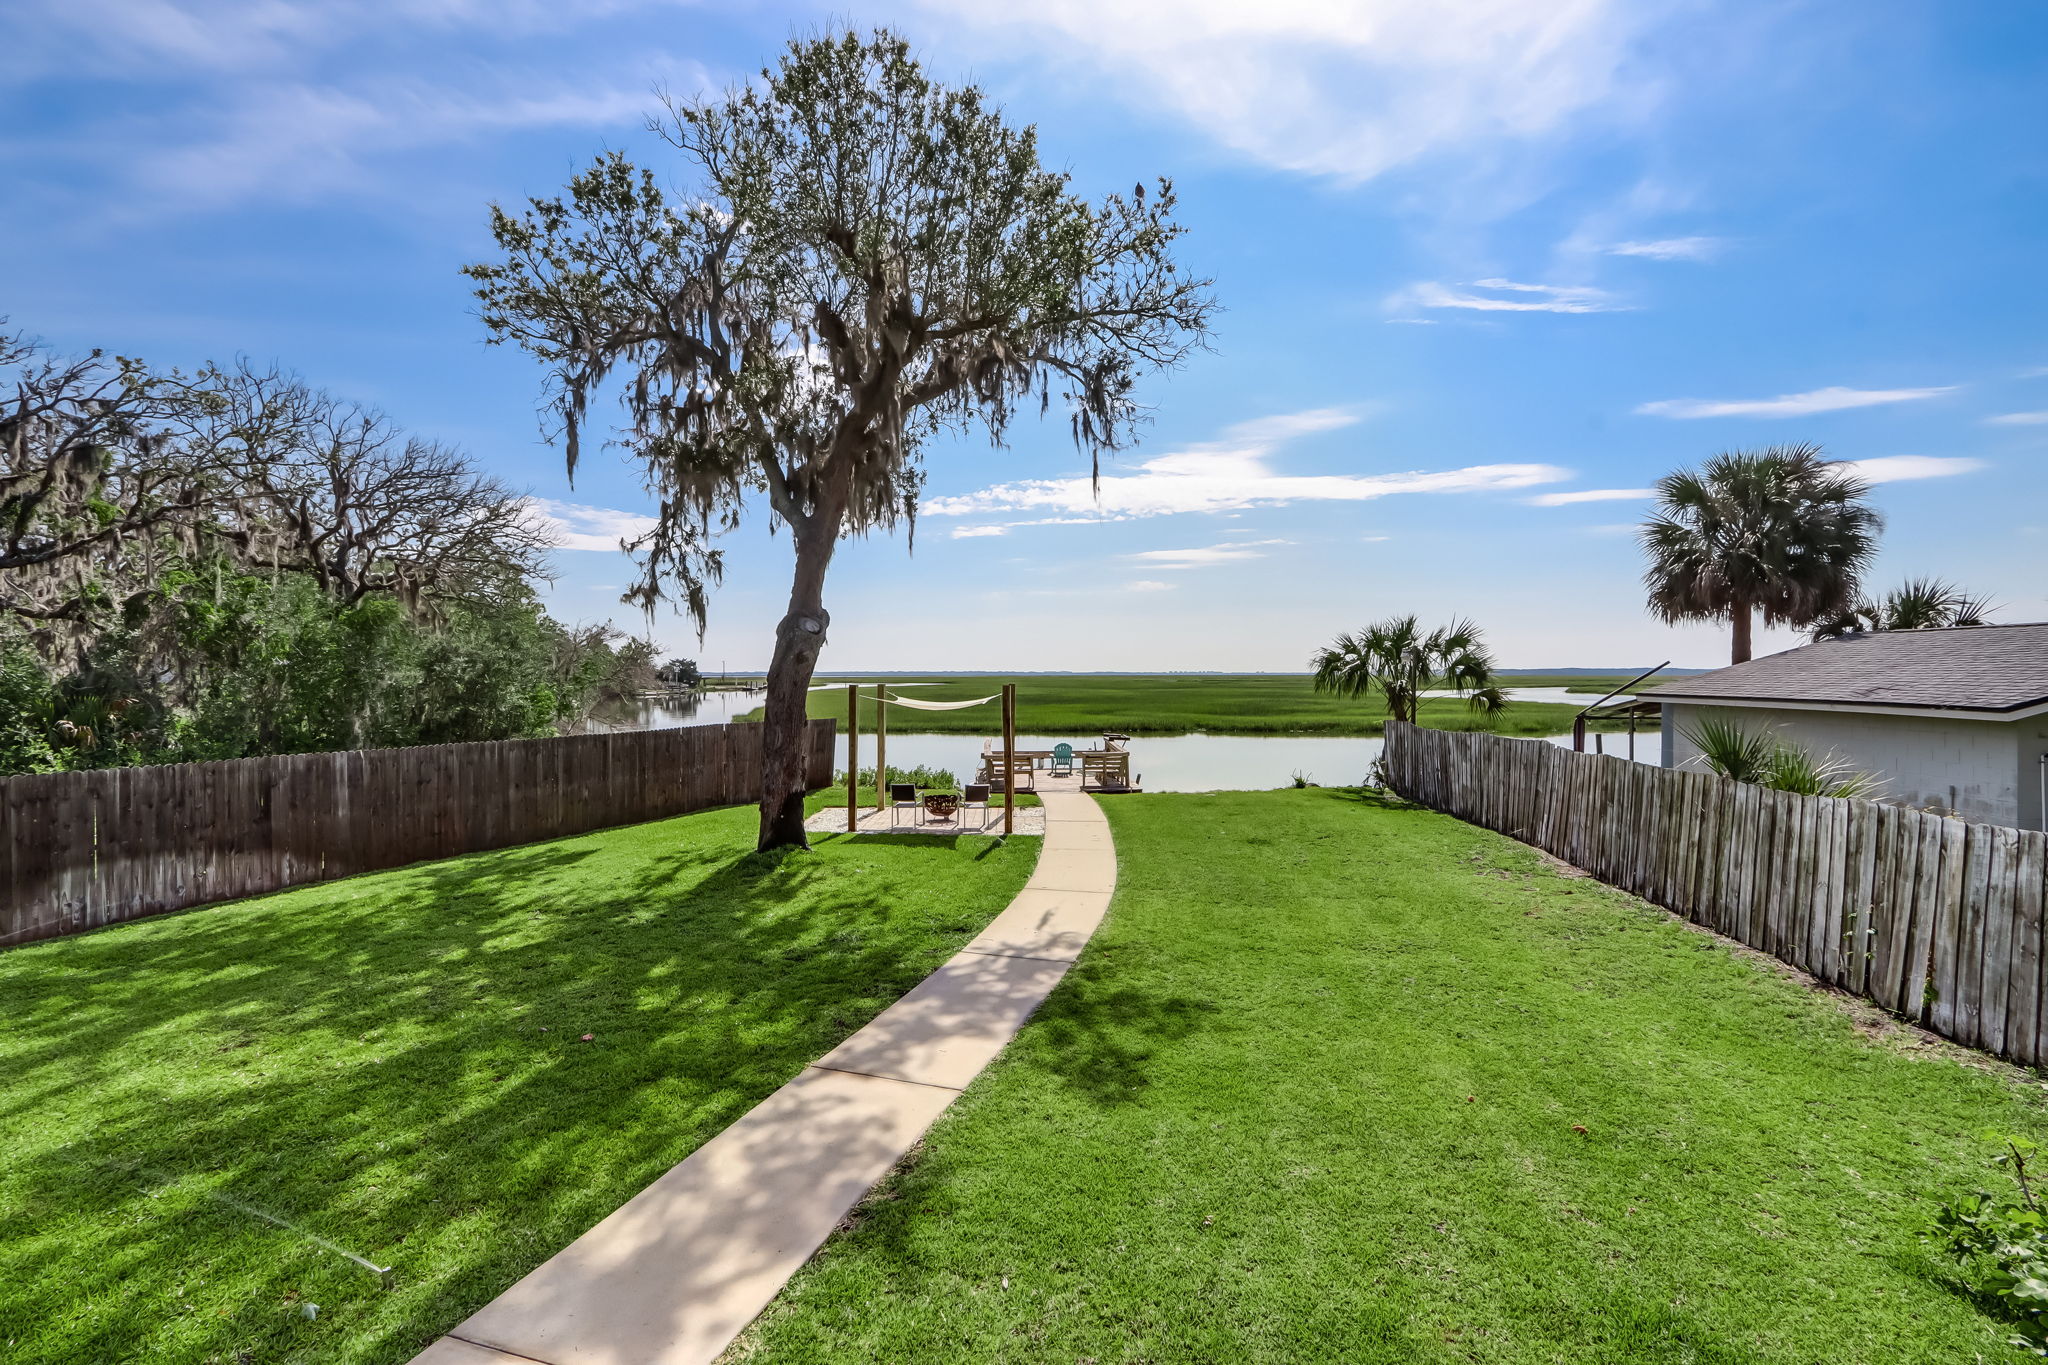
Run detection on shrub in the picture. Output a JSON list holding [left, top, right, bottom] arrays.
[[1930, 1136, 2048, 1355], [1682, 715, 1881, 799], [834, 764, 961, 791]]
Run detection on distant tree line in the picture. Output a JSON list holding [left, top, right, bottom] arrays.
[[0, 323, 663, 775]]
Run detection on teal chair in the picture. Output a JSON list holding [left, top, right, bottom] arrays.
[[1050, 742, 1075, 778]]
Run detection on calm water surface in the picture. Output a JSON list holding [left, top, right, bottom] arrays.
[[606, 688, 1659, 791]]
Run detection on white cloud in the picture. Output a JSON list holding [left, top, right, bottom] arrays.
[[911, 0, 1653, 184], [1986, 411, 2048, 426], [1393, 279, 1625, 315], [1635, 385, 1956, 419], [131, 75, 668, 208], [1124, 580, 1176, 592], [1841, 455, 1987, 483], [1527, 487, 1654, 505], [923, 408, 1570, 520], [522, 497, 658, 552], [950, 525, 1010, 539], [1128, 540, 1293, 569], [1605, 236, 1728, 261], [8, 0, 654, 76], [2, 0, 705, 213]]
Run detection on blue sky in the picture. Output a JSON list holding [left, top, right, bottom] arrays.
[[4, 0, 2043, 671]]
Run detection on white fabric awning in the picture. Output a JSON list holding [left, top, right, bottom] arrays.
[[860, 691, 1000, 711]]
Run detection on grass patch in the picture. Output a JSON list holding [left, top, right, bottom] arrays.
[[748, 674, 1638, 737], [0, 803, 1035, 1364], [739, 789, 2048, 1363]]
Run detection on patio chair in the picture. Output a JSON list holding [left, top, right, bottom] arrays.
[[1050, 742, 1075, 777], [960, 783, 991, 830], [888, 782, 921, 829]]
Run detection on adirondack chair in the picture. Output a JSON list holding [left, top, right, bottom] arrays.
[[1050, 742, 1076, 777]]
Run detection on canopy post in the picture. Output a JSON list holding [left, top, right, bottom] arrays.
[[1002, 683, 1016, 836], [875, 682, 888, 812], [846, 683, 858, 833]]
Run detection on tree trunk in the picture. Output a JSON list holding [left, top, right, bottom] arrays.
[[1730, 602, 1753, 665], [756, 521, 837, 851]]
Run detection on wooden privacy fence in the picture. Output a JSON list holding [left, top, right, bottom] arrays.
[[1383, 721, 2048, 1068], [0, 720, 838, 948]]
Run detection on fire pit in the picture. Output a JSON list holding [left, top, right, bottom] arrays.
[[922, 792, 960, 822]]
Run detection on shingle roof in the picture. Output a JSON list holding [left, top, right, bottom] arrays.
[[1642, 622, 2048, 714]]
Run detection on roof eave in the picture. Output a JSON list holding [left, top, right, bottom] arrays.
[[1643, 693, 2048, 723]]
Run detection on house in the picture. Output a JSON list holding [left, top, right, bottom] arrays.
[[1644, 622, 2048, 829]]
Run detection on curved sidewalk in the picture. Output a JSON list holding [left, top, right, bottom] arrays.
[[412, 790, 1116, 1365]]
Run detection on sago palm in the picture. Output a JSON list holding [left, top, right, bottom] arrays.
[[1640, 443, 1882, 664], [1311, 614, 1506, 727]]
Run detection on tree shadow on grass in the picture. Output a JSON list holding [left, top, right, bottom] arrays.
[[1325, 786, 1422, 813], [0, 812, 1026, 1365], [1002, 945, 1224, 1109]]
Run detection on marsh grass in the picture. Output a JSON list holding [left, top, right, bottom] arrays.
[[760, 674, 1641, 737]]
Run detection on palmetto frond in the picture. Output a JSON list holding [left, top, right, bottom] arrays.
[[1311, 613, 1502, 727], [1640, 442, 1882, 662], [1810, 576, 1999, 640]]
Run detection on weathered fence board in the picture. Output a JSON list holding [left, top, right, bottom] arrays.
[[1383, 721, 2048, 1070], [0, 720, 836, 948]]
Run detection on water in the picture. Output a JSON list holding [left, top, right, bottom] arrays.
[[603, 688, 768, 729], [1418, 686, 1627, 706], [602, 686, 1661, 791], [845, 729, 1661, 793]]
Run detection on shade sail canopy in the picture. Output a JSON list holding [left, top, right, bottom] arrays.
[[860, 691, 1000, 711]]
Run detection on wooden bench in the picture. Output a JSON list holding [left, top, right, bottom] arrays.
[[1081, 750, 1131, 790], [977, 753, 1037, 791]]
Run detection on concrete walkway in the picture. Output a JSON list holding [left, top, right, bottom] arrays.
[[410, 790, 1116, 1365]]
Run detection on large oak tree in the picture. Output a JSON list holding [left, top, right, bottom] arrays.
[[466, 30, 1215, 849]]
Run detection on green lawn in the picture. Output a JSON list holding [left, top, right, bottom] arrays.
[[737, 789, 2048, 1363], [0, 801, 1035, 1365], [758, 674, 1640, 737]]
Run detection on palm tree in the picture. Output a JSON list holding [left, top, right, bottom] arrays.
[[1311, 615, 1507, 726], [1811, 576, 1996, 639], [1640, 443, 1882, 665]]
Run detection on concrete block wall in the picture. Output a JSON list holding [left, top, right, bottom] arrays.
[[1663, 702, 2027, 827]]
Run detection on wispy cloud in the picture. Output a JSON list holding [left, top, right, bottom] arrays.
[[1605, 236, 1728, 261], [950, 525, 1010, 539], [521, 497, 657, 552], [1635, 385, 1956, 419], [126, 74, 673, 209], [1841, 455, 1986, 482], [1124, 580, 1176, 592], [8, 0, 658, 77], [1986, 411, 2048, 427], [911, 0, 1655, 185], [1127, 539, 1293, 569], [1392, 279, 1625, 315], [1527, 487, 1654, 506], [924, 408, 1569, 521], [2, 0, 702, 214]]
